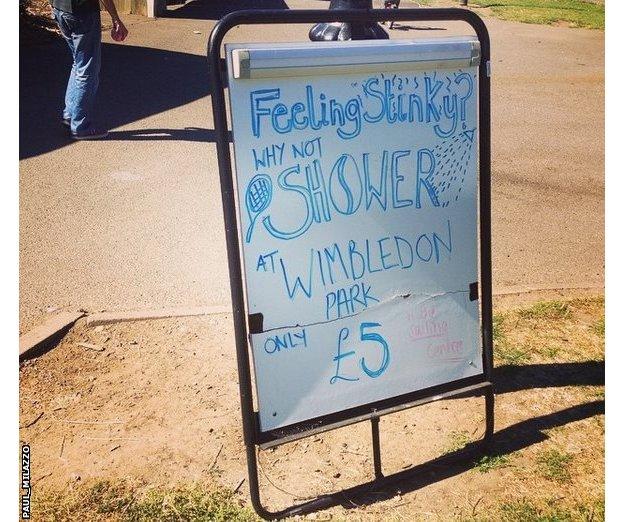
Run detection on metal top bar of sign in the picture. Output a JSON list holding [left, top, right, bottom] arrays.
[[231, 37, 481, 79]]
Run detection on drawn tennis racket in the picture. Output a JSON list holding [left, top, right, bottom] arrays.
[[245, 174, 273, 243]]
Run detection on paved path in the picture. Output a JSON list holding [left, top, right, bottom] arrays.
[[19, 0, 604, 332]]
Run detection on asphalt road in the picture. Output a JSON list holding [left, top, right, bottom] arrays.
[[19, 0, 604, 332]]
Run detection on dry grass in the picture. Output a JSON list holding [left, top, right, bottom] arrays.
[[493, 297, 604, 365], [498, 498, 604, 521], [537, 449, 574, 483], [488, 296, 604, 521], [33, 480, 258, 522], [442, 430, 474, 455]]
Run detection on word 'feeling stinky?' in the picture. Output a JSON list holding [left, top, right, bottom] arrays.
[[249, 72, 474, 141]]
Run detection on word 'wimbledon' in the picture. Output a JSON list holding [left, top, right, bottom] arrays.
[[250, 74, 474, 140], [256, 220, 453, 302]]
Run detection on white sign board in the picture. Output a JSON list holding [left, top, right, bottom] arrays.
[[226, 37, 483, 432]]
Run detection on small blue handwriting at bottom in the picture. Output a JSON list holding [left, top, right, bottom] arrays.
[[264, 328, 308, 355]]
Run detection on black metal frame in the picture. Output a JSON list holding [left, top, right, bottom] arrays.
[[208, 8, 493, 520]]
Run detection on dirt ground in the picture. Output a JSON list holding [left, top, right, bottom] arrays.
[[19, 296, 604, 520]]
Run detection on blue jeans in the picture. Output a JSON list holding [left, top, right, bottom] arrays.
[[52, 8, 102, 133]]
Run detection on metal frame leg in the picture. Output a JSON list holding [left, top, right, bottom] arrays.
[[484, 386, 495, 444], [371, 414, 384, 480]]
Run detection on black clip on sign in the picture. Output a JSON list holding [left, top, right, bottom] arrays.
[[208, 8, 493, 520]]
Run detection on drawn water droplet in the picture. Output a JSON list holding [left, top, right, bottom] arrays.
[[428, 129, 476, 207]]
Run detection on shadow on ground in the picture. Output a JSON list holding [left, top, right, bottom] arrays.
[[20, 39, 211, 159], [345, 360, 604, 505], [328, 400, 604, 513], [106, 127, 232, 142], [19, 0, 446, 159], [258, 398, 604, 516], [492, 361, 605, 393], [493, 360, 604, 394], [272, 359, 605, 517], [449, 360, 604, 400], [163, 0, 289, 21]]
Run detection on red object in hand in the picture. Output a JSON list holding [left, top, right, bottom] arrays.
[[111, 20, 128, 42]]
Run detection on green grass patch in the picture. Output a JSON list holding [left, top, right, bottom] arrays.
[[517, 300, 571, 321], [470, 0, 604, 30], [591, 317, 605, 337], [442, 430, 472, 455], [493, 312, 505, 343], [591, 388, 605, 400], [34, 480, 258, 522], [495, 343, 530, 365], [492, 297, 604, 364], [474, 453, 510, 473], [492, 311, 531, 365], [500, 501, 550, 521], [539, 345, 561, 358], [538, 449, 574, 483], [498, 499, 604, 522]]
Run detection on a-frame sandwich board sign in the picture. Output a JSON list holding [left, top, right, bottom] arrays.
[[208, 8, 494, 520]]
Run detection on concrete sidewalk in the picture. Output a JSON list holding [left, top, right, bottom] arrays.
[[19, 0, 604, 333]]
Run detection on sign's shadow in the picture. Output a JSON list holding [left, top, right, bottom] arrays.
[[331, 398, 603, 512], [266, 359, 603, 514]]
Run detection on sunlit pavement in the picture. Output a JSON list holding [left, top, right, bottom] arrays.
[[19, 0, 604, 333]]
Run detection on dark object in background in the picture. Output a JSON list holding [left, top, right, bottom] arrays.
[[309, 0, 389, 41], [383, 0, 400, 29]]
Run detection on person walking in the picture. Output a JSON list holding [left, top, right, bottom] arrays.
[[51, 0, 128, 140]]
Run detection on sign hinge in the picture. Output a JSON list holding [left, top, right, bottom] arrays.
[[470, 41, 481, 67], [248, 313, 264, 334], [469, 282, 479, 301]]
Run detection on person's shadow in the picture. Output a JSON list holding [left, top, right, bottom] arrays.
[[19, 0, 450, 159], [20, 39, 216, 159], [19, 0, 289, 160], [163, 0, 289, 20]]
